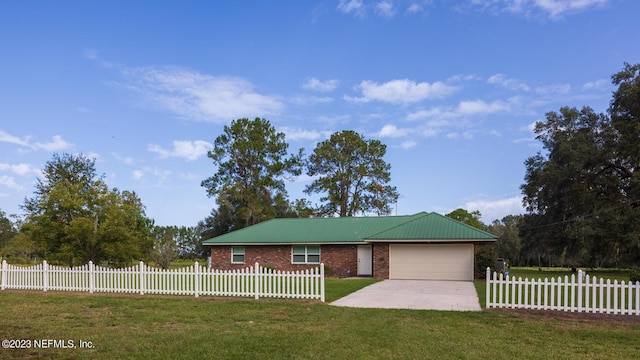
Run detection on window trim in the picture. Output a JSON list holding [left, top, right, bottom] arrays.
[[231, 246, 245, 264], [291, 245, 320, 264]]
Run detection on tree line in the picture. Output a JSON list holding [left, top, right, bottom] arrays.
[[491, 63, 640, 268], [0, 125, 399, 266]]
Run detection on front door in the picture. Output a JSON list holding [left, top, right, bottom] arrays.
[[357, 245, 372, 276]]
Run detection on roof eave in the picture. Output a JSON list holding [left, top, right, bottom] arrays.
[[202, 241, 370, 246], [365, 238, 497, 243]]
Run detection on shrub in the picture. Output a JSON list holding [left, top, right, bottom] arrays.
[[629, 268, 640, 283], [475, 244, 496, 279]]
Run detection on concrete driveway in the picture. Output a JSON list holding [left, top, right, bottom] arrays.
[[331, 280, 481, 311]]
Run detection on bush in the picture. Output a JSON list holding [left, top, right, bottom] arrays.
[[629, 268, 640, 283], [475, 244, 496, 279]]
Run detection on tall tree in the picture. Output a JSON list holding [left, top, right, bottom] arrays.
[[610, 62, 640, 208], [445, 208, 485, 230], [0, 209, 17, 251], [609, 62, 640, 266], [489, 215, 523, 266], [521, 107, 620, 266], [201, 118, 303, 227], [150, 226, 180, 269], [304, 130, 399, 217], [21, 153, 153, 266], [520, 63, 640, 267], [199, 204, 243, 241]]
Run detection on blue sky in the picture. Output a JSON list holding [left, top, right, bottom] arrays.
[[1, 0, 638, 227]]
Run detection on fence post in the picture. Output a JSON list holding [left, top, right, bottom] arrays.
[[1, 260, 6, 290], [139, 261, 145, 295], [89, 261, 94, 294], [43, 260, 49, 292], [320, 263, 325, 303], [577, 270, 583, 313], [194, 262, 200, 298], [254, 262, 260, 300], [634, 281, 640, 315], [486, 267, 491, 308]]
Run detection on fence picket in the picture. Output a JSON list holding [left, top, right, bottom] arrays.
[[1, 261, 324, 302], [487, 267, 639, 316]]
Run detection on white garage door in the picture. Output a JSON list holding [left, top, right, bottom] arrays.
[[389, 244, 474, 281]]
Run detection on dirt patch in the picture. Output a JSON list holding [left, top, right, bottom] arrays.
[[487, 308, 640, 324], [0, 289, 322, 304]]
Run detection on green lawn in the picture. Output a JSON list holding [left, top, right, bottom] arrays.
[[1, 279, 639, 359]]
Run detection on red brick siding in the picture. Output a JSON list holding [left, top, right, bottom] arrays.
[[372, 243, 390, 279], [209, 245, 358, 278], [210, 242, 484, 280]]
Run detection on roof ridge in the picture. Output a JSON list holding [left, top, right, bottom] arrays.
[[363, 212, 430, 238], [271, 212, 425, 221], [428, 212, 497, 237]]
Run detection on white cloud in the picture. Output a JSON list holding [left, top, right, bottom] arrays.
[[529, 0, 608, 18], [463, 196, 525, 222], [582, 78, 609, 91], [132, 169, 145, 180], [407, 99, 509, 123], [289, 95, 334, 106], [407, 3, 422, 13], [302, 77, 339, 92], [457, 99, 510, 114], [0, 131, 71, 152], [377, 124, 410, 138], [131, 166, 172, 183], [405, 98, 512, 141], [33, 135, 72, 151], [375, 1, 396, 17], [406, 107, 457, 122], [280, 127, 328, 141], [400, 139, 418, 149], [148, 140, 213, 161], [487, 74, 530, 91], [112, 153, 136, 165], [316, 114, 352, 126], [447, 74, 481, 82], [466, 0, 609, 19], [447, 131, 475, 140], [0, 175, 23, 190], [0, 163, 36, 176], [338, 0, 428, 17], [337, 0, 365, 15], [0, 131, 31, 147], [347, 79, 458, 104], [121, 66, 283, 123], [535, 83, 571, 94], [178, 171, 201, 181]]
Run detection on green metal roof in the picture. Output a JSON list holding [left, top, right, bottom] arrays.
[[366, 212, 497, 241], [202, 212, 496, 245]]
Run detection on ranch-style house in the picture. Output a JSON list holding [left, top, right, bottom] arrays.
[[202, 212, 497, 280]]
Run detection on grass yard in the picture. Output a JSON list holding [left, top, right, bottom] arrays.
[[1, 279, 639, 359]]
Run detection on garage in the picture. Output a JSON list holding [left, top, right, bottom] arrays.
[[389, 244, 474, 281]]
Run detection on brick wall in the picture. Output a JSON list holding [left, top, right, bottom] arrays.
[[209, 244, 358, 278], [372, 243, 389, 279]]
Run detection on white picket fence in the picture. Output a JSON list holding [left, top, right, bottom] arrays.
[[0, 260, 325, 302], [486, 267, 640, 315]]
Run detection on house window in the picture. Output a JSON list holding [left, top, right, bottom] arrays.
[[231, 246, 245, 263], [292, 245, 320, 264]]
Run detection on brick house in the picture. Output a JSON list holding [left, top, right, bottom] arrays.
[[202, 212, 496, 280]]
